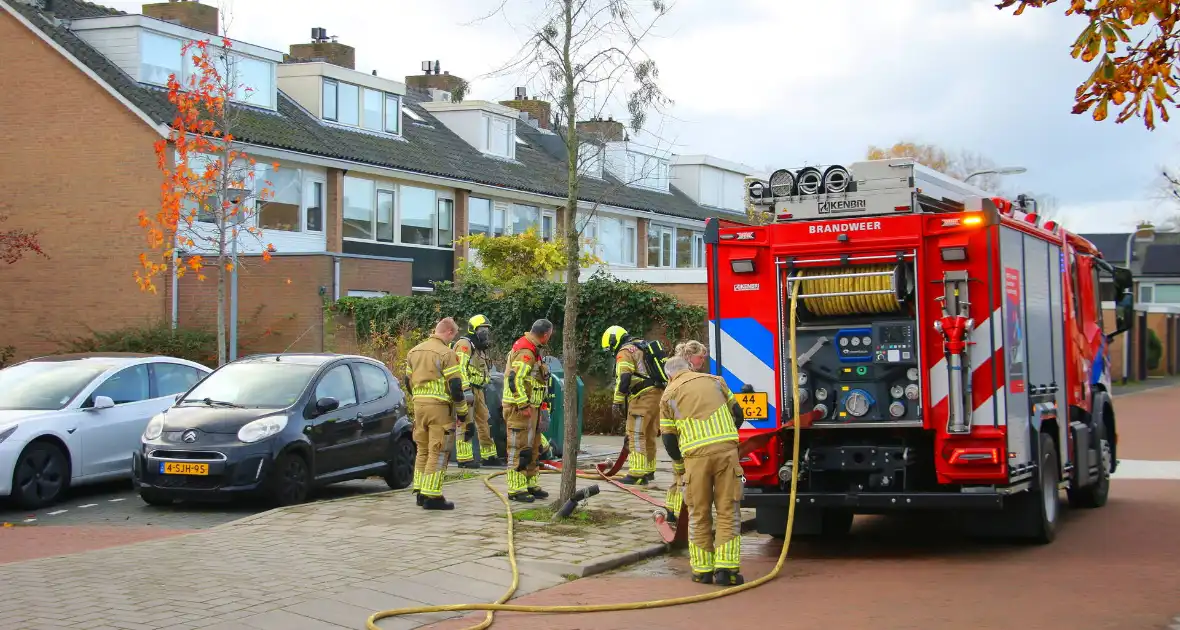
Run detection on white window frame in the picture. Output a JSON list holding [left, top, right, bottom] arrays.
[[467, 197, 505, 238], [541, 209, 557, 242], [347, 290, 389, 298], [578, 143, 604, 179], [582, 214, 637, 267], [1140, 282, 1180, 304], [483, 113, 515, 159], [509, 204, 541, 236], [322, 78, 402, 136], [254, 167, 327, 235], [341, 178, 454, 250], [437, 197, 455, 248], [141, 31, 276, 110], [647, 223, 704, 268]]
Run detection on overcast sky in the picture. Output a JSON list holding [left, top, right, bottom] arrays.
[[105, 0, 1180, 233]]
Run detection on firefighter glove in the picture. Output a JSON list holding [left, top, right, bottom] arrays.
[[516, 447, 533, 471], [731, 403, 746, 429]]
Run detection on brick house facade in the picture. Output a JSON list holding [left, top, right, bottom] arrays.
[[0, 0, 749, 362]]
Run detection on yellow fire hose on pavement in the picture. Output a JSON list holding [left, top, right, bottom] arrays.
[[366, 283, 807, 630]]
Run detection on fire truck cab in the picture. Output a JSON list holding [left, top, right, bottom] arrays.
[[705, 158, 1135, 544]]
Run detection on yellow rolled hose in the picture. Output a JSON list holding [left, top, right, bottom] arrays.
[[365, 282, 809, 630], [796, 264, 901, 317]]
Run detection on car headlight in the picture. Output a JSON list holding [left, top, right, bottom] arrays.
[[143, 414, 165, 441], [238, 416, 288, 443]]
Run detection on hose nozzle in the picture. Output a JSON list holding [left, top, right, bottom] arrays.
[[554, 485, 600, 520]]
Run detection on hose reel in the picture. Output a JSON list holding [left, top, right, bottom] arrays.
[[787, 263, 913, 318]]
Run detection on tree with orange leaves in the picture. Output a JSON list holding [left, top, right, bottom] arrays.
[[137, 37, 276, 366], [997, 0, 1179, 129]]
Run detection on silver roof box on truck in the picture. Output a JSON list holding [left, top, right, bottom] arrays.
[[747, 158, 995, 222]]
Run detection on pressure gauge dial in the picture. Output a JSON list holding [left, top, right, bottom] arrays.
[[862, 336, 872, 347], [907, 367, 920, 381], [890, 385, 905, 399], [839, 337, 849, 347], [844, 390, 871, 417], [850, 337, 861, 347]]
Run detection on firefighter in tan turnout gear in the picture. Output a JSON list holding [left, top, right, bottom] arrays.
[[602, 325, 666, 485], [406, 318, 469, 510], [454, 314, 500, 468], [660, 356, 747, 586], [502, 319, 554, 502], [663, 340, 711, 522]]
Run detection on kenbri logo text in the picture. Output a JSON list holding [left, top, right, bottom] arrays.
[[809, 221, 882, 234]]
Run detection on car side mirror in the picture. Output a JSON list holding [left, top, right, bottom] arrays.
[[314, 397, 340, 416], [1108, 266, 1135, 341], [92, 395, 115, 410]]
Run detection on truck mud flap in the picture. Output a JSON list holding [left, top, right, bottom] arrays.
[[742, 491, 1006, 510]]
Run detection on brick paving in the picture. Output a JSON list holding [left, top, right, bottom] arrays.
[[0, 438, 681, 630]]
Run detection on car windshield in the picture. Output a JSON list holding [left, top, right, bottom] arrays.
[[179, 362, 318, 409], [0, 361, 112, 411]]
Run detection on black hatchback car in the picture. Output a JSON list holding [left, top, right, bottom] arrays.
[[131, 353, 415, 506]]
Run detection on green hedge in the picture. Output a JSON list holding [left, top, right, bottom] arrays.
[[1147, 328, 1162, 371], [330, 269, 707, 380]]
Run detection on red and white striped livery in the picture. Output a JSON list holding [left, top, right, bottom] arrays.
[[706, 158, 1134, 543]]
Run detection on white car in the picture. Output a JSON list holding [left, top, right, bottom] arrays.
[[0, 352, 212, 509]]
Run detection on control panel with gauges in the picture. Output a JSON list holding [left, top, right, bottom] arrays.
[[787, 320, 922, 424]]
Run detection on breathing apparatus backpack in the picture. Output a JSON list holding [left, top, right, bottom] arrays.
[[631, 339, 670, 389]]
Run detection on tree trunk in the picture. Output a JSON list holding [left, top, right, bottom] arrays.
[[557, 0, 580, 508]]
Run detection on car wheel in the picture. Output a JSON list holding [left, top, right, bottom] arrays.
[[139, 489, 174, 507], [271, 452, 310, 507], [384, 437, 416, 490], [12, 441, 69, 510]]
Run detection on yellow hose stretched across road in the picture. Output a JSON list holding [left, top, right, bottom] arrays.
[[366, 282, 806, 630]]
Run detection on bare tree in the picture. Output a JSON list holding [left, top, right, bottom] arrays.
[[484, 0, 673, 506]]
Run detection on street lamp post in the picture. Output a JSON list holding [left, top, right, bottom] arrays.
[[964, 166, 1027, 183]]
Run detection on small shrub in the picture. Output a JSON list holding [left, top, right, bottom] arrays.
[[1147, 328, 1163, 371], [60, 322, 219, 366], [354, 321, 427, 418], [582, 388, 622, 435], [0, 345, 15, 369]]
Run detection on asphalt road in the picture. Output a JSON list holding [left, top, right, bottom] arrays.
[[427, 387, 1180, 630]]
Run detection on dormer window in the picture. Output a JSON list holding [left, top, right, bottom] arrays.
[[323, 79, 401, 135], [578, 143, 604, 179], [629, 152, 669, 191], [138, 30, 276, 109], [483, 113, 514, 158]]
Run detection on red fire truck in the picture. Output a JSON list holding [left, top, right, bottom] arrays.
[[704, 158, 1134, 543]]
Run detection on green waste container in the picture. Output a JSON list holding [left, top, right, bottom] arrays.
[[541, 356, 583, 458]]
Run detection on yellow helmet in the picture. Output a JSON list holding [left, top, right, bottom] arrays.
[[468, 314, 490, 335], [601, 325, 628, 351]]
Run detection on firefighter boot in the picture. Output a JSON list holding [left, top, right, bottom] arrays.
[[620, 475, 648, 486], [509, 491, 535, 503], [458, 460, 481, 469], [414, 490, 424, 507], [691, 571, 714, 584], [422, 495, 455, 511], [713, 569, 744, 586], [528, 487, 550, 499]]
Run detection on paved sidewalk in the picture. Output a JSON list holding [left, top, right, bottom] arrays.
[[0, 439, 682, 630]]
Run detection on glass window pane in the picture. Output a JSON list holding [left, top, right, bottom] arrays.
[[258, 166, 302, 232], [337, 83, 359, 126], [1154, 284, 1180, 303], [385, 94, 400, 133], [488, 116, 511, 156], [647, 226, 662, 267], [305, 181, 324, 232], [355, 363, 390, 403], [694, 232, 705, 267], [233, 55, 273, 108], [468, 197, 492, 235], [322, 80, 337, 120], [438, 198, 454, 247], [512, 205, 538, 235], [376, 190, 395, 243], [362, 88, 382, 131], [140, 31, 182, 86], [661, 231, 672, 267], [343, 177, 375, 239], [401, 186, 436, 245], [493, 207, 505, 236], [154, 363, 204, 398], [91, 364, 150, 406], [315, 365, 357, 407], [624, 225, 636, 265], [542, 214, 555, 242], [676, 229, 692, 268], [1140, 285, 1154, 303]]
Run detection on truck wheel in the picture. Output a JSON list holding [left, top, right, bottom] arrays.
[[1011, 432, 1059, 544], [1067, 421, 1111, 509]]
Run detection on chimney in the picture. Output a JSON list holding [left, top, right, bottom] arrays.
[[405, 60, 467, 94], [500, 86, 552, 130], [287, 27, 356, 70], [142, 1, 219, 36], [576, 116, 626, 142]]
